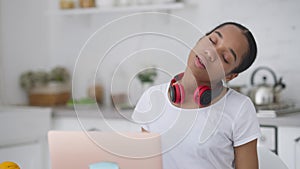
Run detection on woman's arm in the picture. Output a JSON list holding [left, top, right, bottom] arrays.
[[141, 127, 149, 132], [234, 139, 258, 169]]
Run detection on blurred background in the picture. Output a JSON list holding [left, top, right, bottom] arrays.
[[0, 0, 300, 106], [1, 0, 300, 169]]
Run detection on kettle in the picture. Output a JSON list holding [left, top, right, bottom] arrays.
[[248, 67, 286, 105]]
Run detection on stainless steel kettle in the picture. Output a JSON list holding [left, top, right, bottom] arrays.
[[248, 67, 286, 105]]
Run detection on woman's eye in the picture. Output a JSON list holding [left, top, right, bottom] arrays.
[[223, 55, 229, 64], [209, 37, 216, 45]]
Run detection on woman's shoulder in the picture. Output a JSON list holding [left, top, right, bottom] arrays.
[[227, 88, 252, 104], [221, 88, 257, 125], [225, 89, 254, 109]]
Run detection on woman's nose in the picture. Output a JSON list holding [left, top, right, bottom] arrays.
[[204, 49, 217, 62]]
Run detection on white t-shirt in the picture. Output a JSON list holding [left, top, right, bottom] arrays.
[[132, 83, 261, 169]]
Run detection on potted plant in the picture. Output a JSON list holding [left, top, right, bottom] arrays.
[[19, 66, 71, 106], [137, 67, 157, 91], [19, 70, 48, 92]]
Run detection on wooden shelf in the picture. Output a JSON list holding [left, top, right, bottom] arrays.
[[47, 2, 184, 16]]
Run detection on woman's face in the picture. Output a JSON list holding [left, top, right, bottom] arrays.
[[187, 25, 248, 84]]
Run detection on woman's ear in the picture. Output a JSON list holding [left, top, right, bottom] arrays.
[[225, 73, 238, 82]]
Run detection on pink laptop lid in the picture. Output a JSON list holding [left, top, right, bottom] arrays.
[[48, 131, 163, 169]]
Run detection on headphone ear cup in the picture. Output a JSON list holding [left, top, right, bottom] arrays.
[[170, 83, 185, 104], [194, 86, 211, 106]]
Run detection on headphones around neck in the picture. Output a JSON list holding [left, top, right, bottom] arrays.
[[169, 73, 223, 107]]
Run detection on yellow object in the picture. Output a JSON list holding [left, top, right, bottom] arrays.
[[0, 161, 20, 169]]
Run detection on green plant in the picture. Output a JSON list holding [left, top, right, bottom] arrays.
[[137, 67, 157, 83], [19, 66, 70, 91], [49, 66, 70, 82]]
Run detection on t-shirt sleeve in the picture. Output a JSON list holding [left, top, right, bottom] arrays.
[[232, 98, 261, 147]]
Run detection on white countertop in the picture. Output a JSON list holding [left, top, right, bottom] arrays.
[[52, 105, 134, 120], [258, 112, 300, 127], [52, 105, 300, 127], [4, 105, 298, 130]]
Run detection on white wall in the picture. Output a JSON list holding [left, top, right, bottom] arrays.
[[0, 0, 50, 104], [0, 0, 3, 104], [197, 0, 300, 104], [1, 0, 300, 105]]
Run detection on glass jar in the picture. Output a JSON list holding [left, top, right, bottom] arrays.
[[60, 0, 75, 9], [80, 0, 96, 8]]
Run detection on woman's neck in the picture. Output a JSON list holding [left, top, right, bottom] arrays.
[[180, 69, 221, 93]]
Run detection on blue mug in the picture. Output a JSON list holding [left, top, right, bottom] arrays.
[[89, 162, 119, 169]]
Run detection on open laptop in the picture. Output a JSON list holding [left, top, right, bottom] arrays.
[[48, 131, 163, 169]]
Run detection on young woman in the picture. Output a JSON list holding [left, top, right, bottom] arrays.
[[133, 22, 260, 169]]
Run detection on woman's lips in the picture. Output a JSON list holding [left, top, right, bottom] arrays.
[[195, 55, 206, 69]]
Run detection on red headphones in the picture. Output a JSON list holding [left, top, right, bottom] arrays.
[[169, 73, 223, 107]]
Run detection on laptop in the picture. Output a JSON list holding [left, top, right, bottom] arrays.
[[48, 131, 163, 169]]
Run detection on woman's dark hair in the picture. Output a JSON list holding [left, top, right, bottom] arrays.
[[205, 22, 257, 74]]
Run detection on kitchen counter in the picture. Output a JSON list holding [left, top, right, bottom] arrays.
[[52, 105, 300, 127], [52, 105, 134, 120], [258, 112, 300, 127]]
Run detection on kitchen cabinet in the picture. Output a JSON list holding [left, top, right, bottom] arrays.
[[258, 112, 300, 169], [0, 106, 51, 169], [0, 142, 44, 169], [277, 126, 300, 169], [296, 136, 300, 169], [258, 125, 278, 154]]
